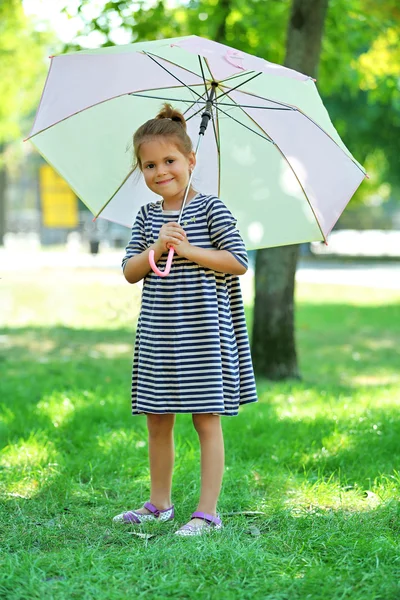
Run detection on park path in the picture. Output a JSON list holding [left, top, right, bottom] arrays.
[[1, 248, 400, 291]]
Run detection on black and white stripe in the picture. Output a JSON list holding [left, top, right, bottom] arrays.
[[122, 193, 258, 416]]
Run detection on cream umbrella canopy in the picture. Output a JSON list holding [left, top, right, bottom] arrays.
[[27, 35, 366, 253]]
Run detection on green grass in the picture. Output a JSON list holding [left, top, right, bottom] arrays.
[[1, 270, 400, 599]]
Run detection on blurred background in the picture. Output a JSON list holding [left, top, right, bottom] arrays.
[[1, 6, 400, 595], [1, 0, 399, 262]]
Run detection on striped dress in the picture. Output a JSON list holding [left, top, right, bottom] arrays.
[[122, 192, 258, 416]]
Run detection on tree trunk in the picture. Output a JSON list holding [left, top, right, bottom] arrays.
[[285, 0, 329, 75], [253, 244, 300, 379], [214, 0, 230, 43], [252, 0, 329, 380]]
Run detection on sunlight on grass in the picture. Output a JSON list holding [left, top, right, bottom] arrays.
[[91, 342, 132, 357], [296, 283, 400, 306], [95, 428, 148, 454], [311, 430, 351, 460], [0, 405, 15, 427], [0, 434, 59, 499], [0, 436, 50, 469], [283, 478, 382, 513], [36, 395, 76, 428], [1, 332, 56, 355], [242, 276, 400, 308], [1, 270, 142, 329], [351, 374, 399, 386], [364, 338, 396, 350], [267, 388, 399, 421], [1, 269, 400, 600], [2, 331, 134, 363]]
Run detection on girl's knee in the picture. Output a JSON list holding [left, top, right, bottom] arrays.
[[147, 413, 175, 436], [192, 413, 221, 436]]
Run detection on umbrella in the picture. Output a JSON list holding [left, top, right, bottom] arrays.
[[26, 35, 366, 266]]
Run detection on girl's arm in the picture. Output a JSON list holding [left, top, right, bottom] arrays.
[[123, 242, 163, 284], [124, 222, 187, 284], [178, 243, 247, 275]]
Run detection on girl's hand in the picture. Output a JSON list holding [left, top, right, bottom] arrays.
[[172, 236, 191, 258], [155, 222, 187, 253]]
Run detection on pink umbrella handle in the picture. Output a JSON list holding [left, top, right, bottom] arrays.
[[149, 246, 175, 277]]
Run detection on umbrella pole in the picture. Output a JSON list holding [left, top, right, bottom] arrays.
[[177, 135, 203, 226], [149, 83, 217, 276]]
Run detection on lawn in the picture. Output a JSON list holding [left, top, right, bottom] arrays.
[[1, 268, 399, 599]]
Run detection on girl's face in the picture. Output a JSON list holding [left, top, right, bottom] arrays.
[[140, 137, 196, 202]]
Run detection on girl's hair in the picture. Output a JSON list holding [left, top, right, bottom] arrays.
[[133, 103, 193, 171]]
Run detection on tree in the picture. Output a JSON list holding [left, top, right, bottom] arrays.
[[251, 0, 329, 380], [0, 0, 51, 244]]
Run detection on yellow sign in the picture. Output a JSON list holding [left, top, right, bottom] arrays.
[[39, 165, 78, 228]]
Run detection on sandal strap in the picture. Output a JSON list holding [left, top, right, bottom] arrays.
[[144, 502, 173, 516], [143, 502, 160, 516], [178, 524, 197, 532], [191, 511, 222, 526], [122, 511, 141, 523]]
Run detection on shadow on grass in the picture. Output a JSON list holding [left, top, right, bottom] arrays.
[[1, 302, 400, 600], [1, 494, 400, 600], [1, 301, 400, 519]]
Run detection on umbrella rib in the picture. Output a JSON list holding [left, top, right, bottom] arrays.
[[193, 64, 288, 111], [28, 144, 88, 213], [217, 72, 262, 100], [26, 57, 55, 140], [211, 103, 221, 154], [221, 103, 291, 110], [29, 139, 132, 228], [130, 92, 207, 105], [214, 105, 275, 144], [131, 86, 218, 144], [214, 88, 221, 196], [291, 107, 366, 176], [130, 92, 290, 115], [92, 86, 215, 221], [203, 57, 216, 83], [218, 70, 258, 84], [143, 52, 204, 102], [131, 94, 292, 111], [276, 146, 327, 243], [219, 83, 294, 111], [184, 96, 209, 121], [221, 86, 366, 176], [94, 167, 136, 219], [198, 56, 210, 97], [144, 50, 211, 82], [245, 98, 327, 240], [128, 83, 205, 94], [223, 91, 274, 138], [218, 82, 294, 110], [185, 105, 206, 121], [26, 85, 205, 140], [221, 92, 327, 242]]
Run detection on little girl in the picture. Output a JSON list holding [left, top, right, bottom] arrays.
[[113, 104, 258, 536]]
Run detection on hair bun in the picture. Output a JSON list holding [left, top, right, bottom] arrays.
[[156, 103, 187, 131]]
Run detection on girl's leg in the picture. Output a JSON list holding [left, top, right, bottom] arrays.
[[133, 413, 175, 514], [188, 413, 224, 526]]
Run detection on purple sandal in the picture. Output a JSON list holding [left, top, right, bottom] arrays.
[[113, 502, 174, 524], [175, 511, 223, 536]]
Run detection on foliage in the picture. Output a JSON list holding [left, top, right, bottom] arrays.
[[321, 0, 400, 193], [0, 0, 52, 146]]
